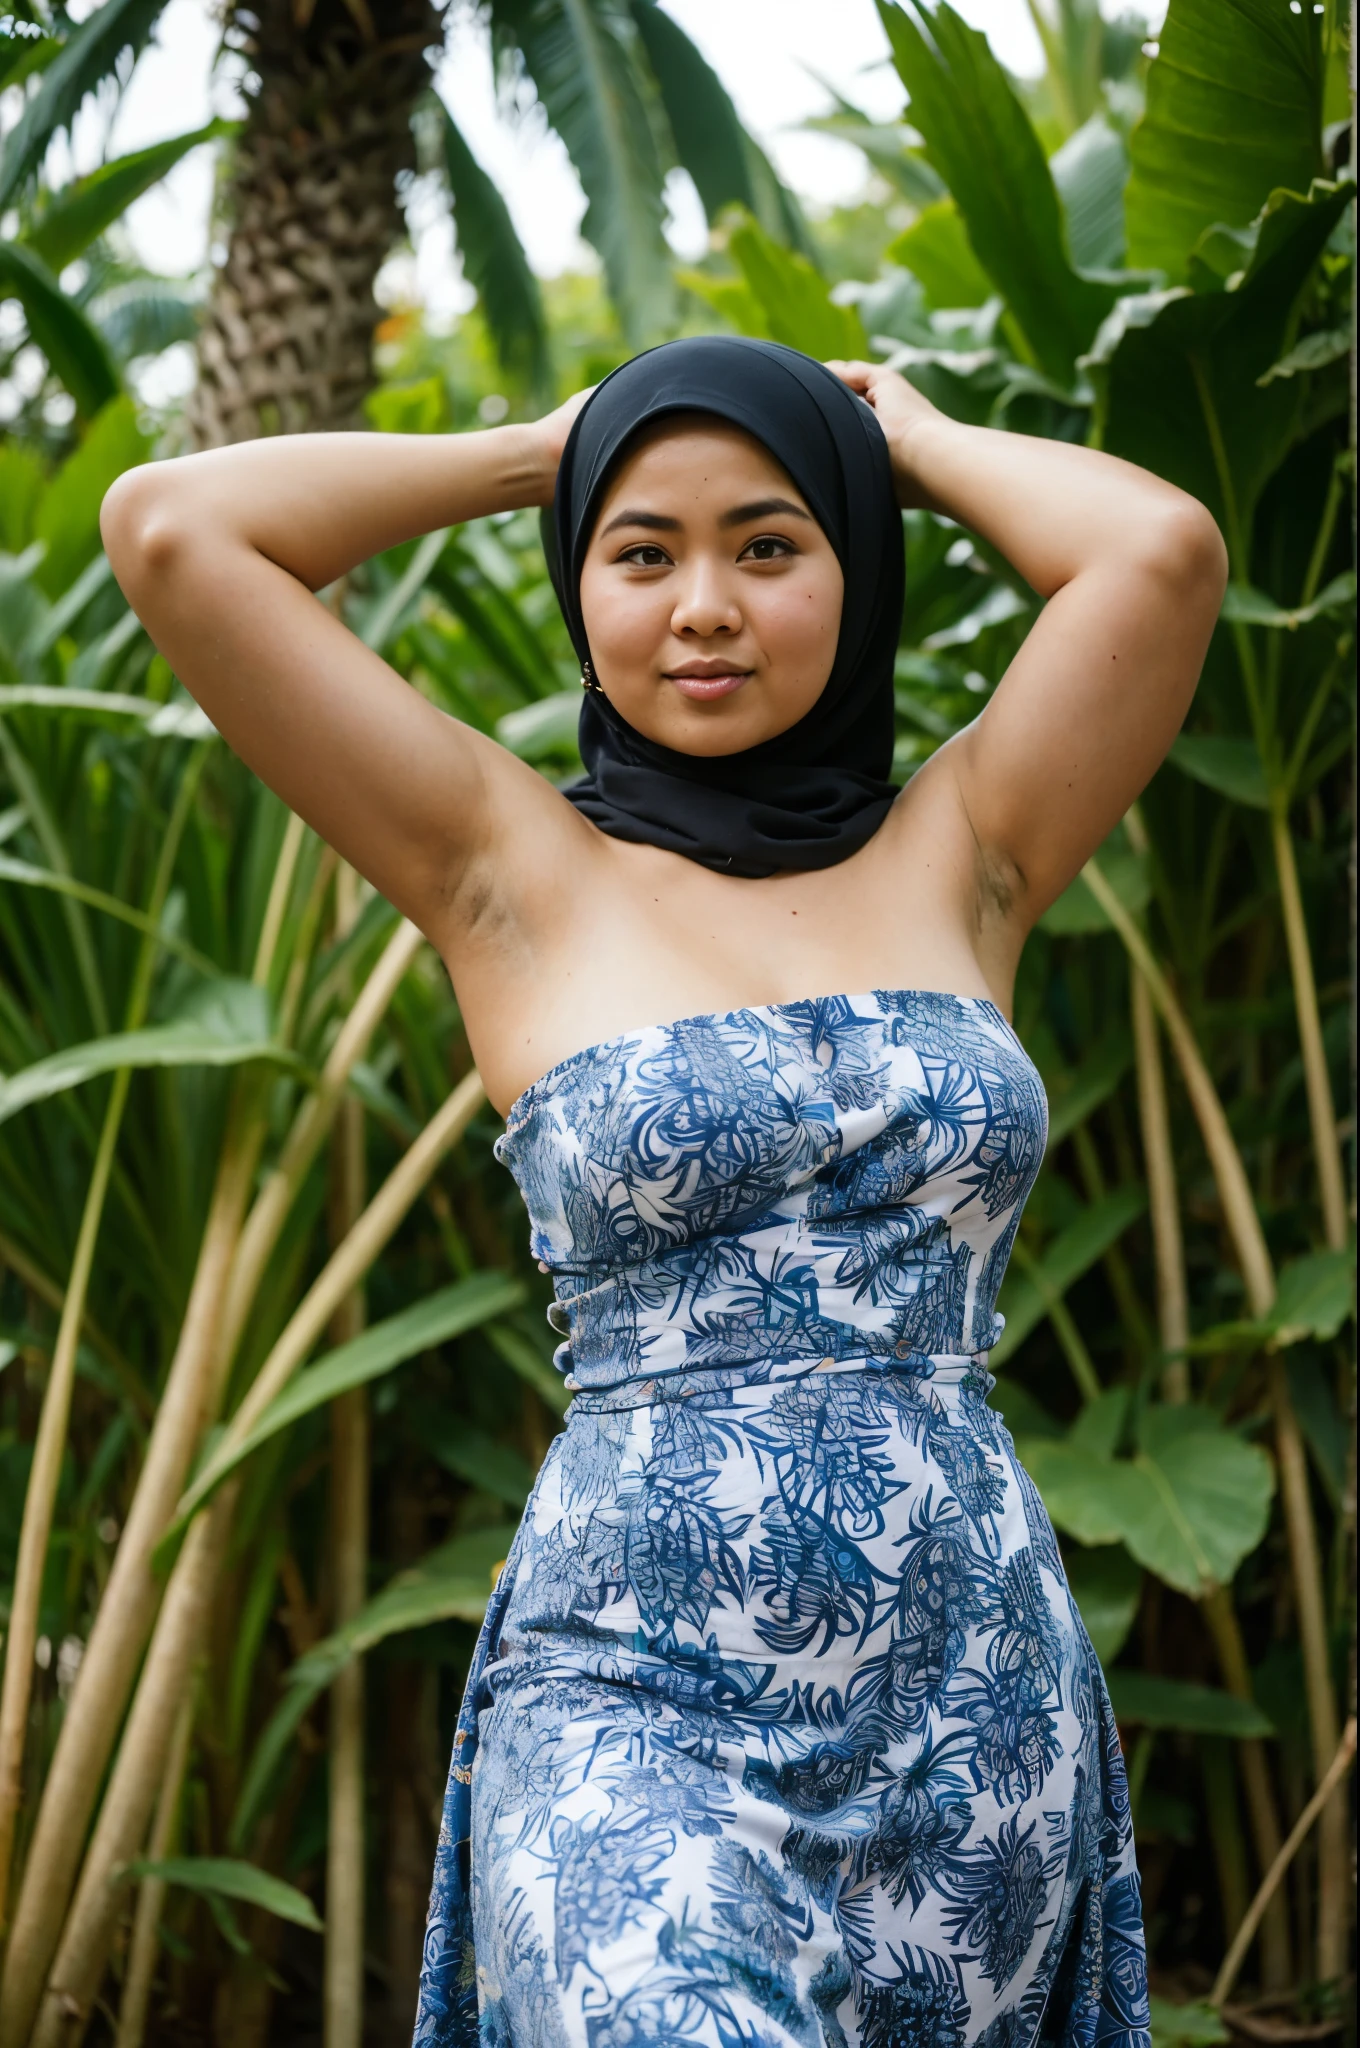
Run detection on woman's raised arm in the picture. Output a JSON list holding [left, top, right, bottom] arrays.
[[831, 361, 1228, 928], [100, 402, 585, 938]]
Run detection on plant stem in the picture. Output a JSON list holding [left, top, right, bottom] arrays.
[[189, 1069, 487, 1503], [0, 1128, 261, 2048], [1268, 1355, 1349, 1983], [216, 919, 425, 1385], [1269, 805, 1348, 1251], [324, 869, 368, 2048], [20, 1072, 486, 2042], [1201, 1738, 1250, 1949], [0, 1235, 141, 1413], [1129, 971, 1189, 1400], [29, 1487, 240, 2048], [0, 748, 204, 1935], [1199, 1585, 1293, 1987], [0, 1079, 126, 1928], [1081, 860, 1275, 1316], [1210, 1719, 1357, 2009], [0, 782, 300, 2048], [1010, 1237, 1102, 1402], [112, 1688, 194, 2048]]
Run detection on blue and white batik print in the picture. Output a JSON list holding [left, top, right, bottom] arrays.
[[414, 991, 1150, 2048]]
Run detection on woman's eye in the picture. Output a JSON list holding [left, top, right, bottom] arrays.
[[740, 535, 795, 562], [620, 544, 671, 568]]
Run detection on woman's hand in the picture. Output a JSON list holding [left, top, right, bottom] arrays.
[[522, 385, 594, 505], [826, 359, 946, 509]]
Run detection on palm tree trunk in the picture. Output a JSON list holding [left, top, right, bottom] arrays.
[[188, 0, 440, 447]]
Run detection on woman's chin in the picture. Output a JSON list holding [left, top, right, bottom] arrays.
[[614, 685, 821, 757]]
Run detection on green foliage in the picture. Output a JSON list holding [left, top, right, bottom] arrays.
[[124, 1857, 323, 1934], [878, 0, 1115, 382], [0, 239, 119, 421], [0, 0, 170, 213], [436, 99, 554, 402], [173, 1273, 527, 1530], [1125, 0, 1331, 278], [627, 0, 810, 255], [20, 120, 233, 275], [487, 0, 674, 344], [1088, 179, 1353, 566], [33, 395, 149, 594], [0, 0, 1354, 2024], [888, 199, 992, 308], [1022, 1393, 1276, 1597]]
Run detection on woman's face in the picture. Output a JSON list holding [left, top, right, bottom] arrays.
[[577, 417, 844, 756]]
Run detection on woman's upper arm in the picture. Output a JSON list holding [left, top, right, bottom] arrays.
[[953, 494, 1228, 920], [101, 463, 517, 936]]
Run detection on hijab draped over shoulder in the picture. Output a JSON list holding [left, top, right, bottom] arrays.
[[544, 336, 905, 879]]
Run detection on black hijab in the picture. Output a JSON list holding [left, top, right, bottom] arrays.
[[545, 336, 904, 878]]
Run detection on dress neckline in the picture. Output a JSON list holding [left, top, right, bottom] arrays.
[[502, 988, 1027, 1127]]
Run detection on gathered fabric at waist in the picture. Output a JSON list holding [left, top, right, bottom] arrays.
[[563, 1344, 996, 1412], [544, 1200, 1007, 1393]]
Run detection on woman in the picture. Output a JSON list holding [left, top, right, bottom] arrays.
[[103, 337, 1225, 2047]]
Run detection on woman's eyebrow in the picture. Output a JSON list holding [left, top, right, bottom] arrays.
[[599, 508, 682, 537], [719, 497, 812, 529]]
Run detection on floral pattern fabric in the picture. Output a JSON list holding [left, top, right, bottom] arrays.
[[414, 992, 1149, 2048]]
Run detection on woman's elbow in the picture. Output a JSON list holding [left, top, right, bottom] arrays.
[[100, 465, 194, 597], [1141, 496, 1229, 615]]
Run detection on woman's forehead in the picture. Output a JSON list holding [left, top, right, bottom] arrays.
[[594, 415, 807, 513]]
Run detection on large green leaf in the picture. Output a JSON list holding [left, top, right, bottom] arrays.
[[124, 1858, 322, 1933], [22, 121, 233, 274], [491, 0, 673, 344], [627, 0, 809, 252], [171, 1274, 526, 1530], [0, 979, 296, 1128], [877, 0, 1114, 384], [1065, 1542, 1141, 1664], [0, 239, 119, 420], [724, 215, 868, 359], [1049, 114, 1128, 272], [1125, 0, 1328, 279], [1022, 1398, 1275, 1596], [1087, 180, 1353, 558], [1219, 570, 1355, 631], [1105, 1670, 1273, 1739], [803, 109, 945, 210], [888, 199, 992, 310], [437, 100, 552, 401], [35, 395, 149, 595], [89, 274, 200, 364], [992, 1186, 1147, 1365], [0, 0, 170, 213], [1269, 1247, 1354, 1344], [1168, 733, 1270, 809], [0, 444, 44, 554]]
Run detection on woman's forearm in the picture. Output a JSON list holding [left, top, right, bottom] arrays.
[[103, 422, 553, 595], [899, 413, 1219, 600]]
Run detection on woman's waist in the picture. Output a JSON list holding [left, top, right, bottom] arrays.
[[562, 1345, 995, 1411]]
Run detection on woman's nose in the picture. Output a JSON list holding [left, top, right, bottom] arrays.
[[670, 559, 741, 637]]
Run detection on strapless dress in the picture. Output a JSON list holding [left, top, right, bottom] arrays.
[[414, 991, 1149, 2048]]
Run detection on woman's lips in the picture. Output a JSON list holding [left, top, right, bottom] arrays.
[[665, 669, 751, 700]]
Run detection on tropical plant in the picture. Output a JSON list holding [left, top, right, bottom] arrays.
[[0, 0, 1354, 2041], [0, 1, 217, 440]]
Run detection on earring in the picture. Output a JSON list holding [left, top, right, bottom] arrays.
[[580, 659, 602, 693]]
